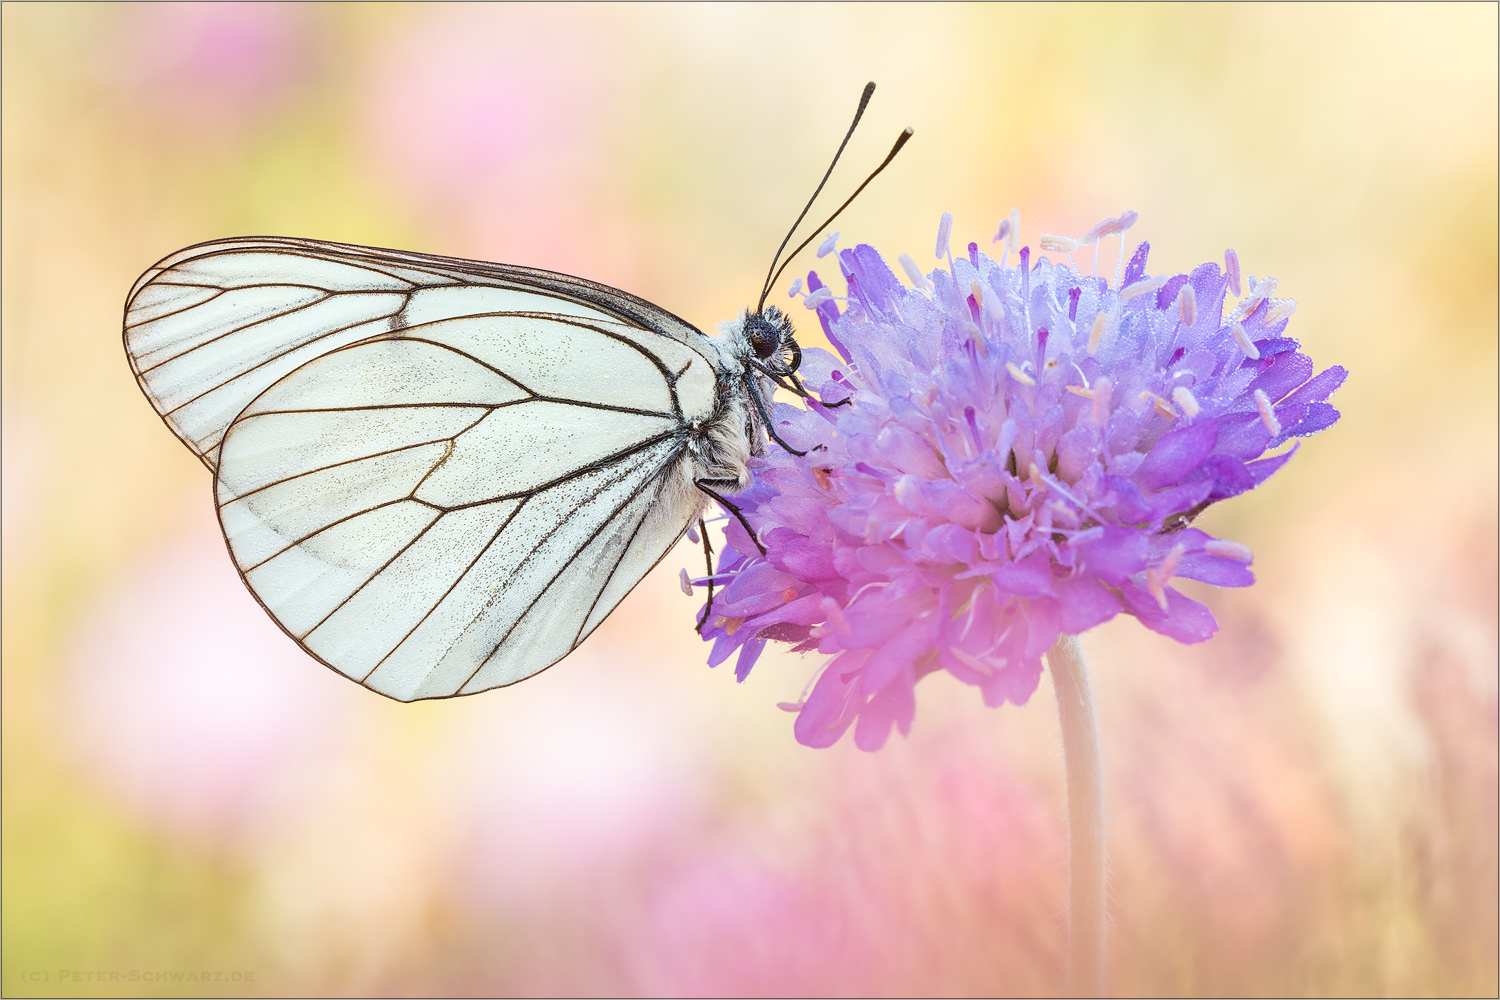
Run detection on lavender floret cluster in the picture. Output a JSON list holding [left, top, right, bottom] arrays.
[[701, 219, 1345, 751]]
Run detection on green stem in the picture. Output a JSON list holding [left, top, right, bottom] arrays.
[[1048, 634, 1105, 996]]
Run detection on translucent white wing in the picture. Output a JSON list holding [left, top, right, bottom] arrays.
[[123, 236, 708, 470], [215, 313, 721, 700], [124, 237, 733, 699]]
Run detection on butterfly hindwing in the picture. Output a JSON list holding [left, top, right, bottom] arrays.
[[215, 315, 717, 699], [124, 237, 728, 700]]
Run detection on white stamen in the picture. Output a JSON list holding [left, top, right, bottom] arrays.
[[1230, 322, 1261, 360], [1139, 390, 1177, 419], [1224, 248, 1241, 296], [1158, 542, 1186, 581], [1204, 539, 1254, 562], [935, 212, 953, 260], [1177, 283, 1197, 325], [787, 276, 803, 298], [679, 568, 693, 596], [956, 591, 984, 642], [1264, 298, 1298, 324], [1172, 385, 1201, 418], [1146, 570, 1169, 611], [1146, 541, 1187, 612], [1068, 527, 1107, 548], [1092, 376, 1112, 428], [981, 286, 1004, 323], [1083, 216, 1119, 245], [898, 253, 930, 290], [1113, 211, 1138, 290], [816, 232, 840, 258], [1086, 215, 1121, 275], [1088, 312, 1107, 355], [1039, 234, 1080, 253], [803, 286, 834, 309], [820, 596, 849, 636], [1006, 362, 1035, 386], [991, 219, 1011, 244], [1253, 388, 1281, 435], [1007, 209, 1020, 253], [1237, 276, 1277, 320], [948, 645, 995, 677], [1121, 274, 1168, 300]]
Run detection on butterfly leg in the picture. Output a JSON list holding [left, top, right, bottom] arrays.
[[750, 360, 853, 410], [694, 515, 716, 633], [742, 373, 808, 456], [695, 479, 767, 557], [793, 370, 853, 408]]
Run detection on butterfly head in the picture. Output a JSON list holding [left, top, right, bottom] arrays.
[[741, 305, 801, 378]]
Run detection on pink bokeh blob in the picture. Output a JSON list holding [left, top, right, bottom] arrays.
[[360, 10, 602, 200], [110, 3, 310, 132], [444, 661, 707, 907], [65, 503, 351, 839]]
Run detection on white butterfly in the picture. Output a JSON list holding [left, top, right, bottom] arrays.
[[122, 85, 909, 702]]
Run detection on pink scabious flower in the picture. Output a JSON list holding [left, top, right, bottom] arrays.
[[700, 216, 1345, 751]]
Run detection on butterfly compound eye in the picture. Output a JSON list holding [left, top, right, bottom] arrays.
[[744, 312, 783, 360]]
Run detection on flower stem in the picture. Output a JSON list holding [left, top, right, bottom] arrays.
[[1048, 634, 1105, 996]]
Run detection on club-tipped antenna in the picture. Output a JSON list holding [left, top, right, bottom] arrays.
[[760, 125, 913, 310], [756, 82, 877, 314]]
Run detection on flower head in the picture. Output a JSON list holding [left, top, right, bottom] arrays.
[[700, 216, 1345, 751]]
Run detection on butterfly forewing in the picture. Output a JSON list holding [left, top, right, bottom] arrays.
[[123, 237, 707, 470], [128, 238, 727, 700]]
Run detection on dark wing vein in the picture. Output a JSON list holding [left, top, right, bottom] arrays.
[[458, 448, 687, 690], [352, 500, 528, 684], [158, 302, 409, 418], [222, 410, 492, 503], [125, 286, 231, 331], [249, 396, 675, 420], [568, 476, 670, 648], [302, 496, 509, 647], [440, 430, 681, 511], [236, 236, 707, 341], [233, 424, 684, 573], [241, 495, 415, 573], [132, 286, 343, 372]]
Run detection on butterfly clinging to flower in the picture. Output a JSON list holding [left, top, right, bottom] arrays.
[[122, 83, 910, 701]]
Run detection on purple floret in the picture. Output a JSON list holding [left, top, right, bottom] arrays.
[[701, 227, 1344, 751]]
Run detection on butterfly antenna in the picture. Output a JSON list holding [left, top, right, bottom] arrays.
[[762, 125, 914, 310], [756, 82, 877, 314]]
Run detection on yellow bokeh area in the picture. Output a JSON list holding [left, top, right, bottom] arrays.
[[4, 4, 1495, 996]]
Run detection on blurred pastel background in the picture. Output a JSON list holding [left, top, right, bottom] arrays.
[[3, 3, 1494, 996]]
